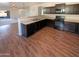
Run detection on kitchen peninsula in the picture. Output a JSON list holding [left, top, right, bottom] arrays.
[[18, 15, 55, 37], [18, 15, 79, 37]]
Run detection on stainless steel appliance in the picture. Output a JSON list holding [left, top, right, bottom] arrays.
[[55, 16, 65, 30], [55, 3, 65, 14], [55, 9, 65, 14]]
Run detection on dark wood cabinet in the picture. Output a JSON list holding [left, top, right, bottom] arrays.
[[65, 5, 74, 14], [78, 24, 79, 34], [40, 20, 47, 28], [50, 7, 55, 14], [43, 7, 51, 14], [21, 20, 48, 37], [65, 4, 79, 14], [43, 7, 55, 14], [35, 20, 47, 31], [75, 23, 79, 34], [21, 23, 36, 37], [73, 4, 79, 14], [64, 4, 79, 14], [27, 23, 36, 37], [47, 20, 55, 27], [21, 19, 79, 37], [21, 23, 27, 37], [43, 3, 79, 14], [64, 22, 76, 33], [35, 21, 40, 31]]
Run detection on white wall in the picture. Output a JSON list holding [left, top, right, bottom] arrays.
[[29, 6, 39, 16], [19, 7, 30, 17]]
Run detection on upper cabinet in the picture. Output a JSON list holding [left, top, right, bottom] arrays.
[[43, 7, 55, 14], [65, 4, 79, 14], [43, 7, 51, 14], [50, 7, 55, 14], [73, 4, 79, 14], [42, 3, 79, 14], [65, 5, 74, 14]]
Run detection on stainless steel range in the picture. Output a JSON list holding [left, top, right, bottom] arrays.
[[55, 16, 65, 30]]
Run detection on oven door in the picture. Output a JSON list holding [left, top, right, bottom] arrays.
[[55, 21, 64, 30]]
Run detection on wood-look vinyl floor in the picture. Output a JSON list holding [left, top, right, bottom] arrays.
[[0, 23, 79, 57]]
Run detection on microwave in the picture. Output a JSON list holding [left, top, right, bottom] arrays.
[[55, 9, 65, 14]]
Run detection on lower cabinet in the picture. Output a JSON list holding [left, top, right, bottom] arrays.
[[63, 22, 79, 34], [21, 19, 79, 37], [35, 20, 47, 31], [21, 20, 47, 37], [21, 23, 27, 37], [47, 20, 55, 28], [34, 22, 40, 31], [40, 20, 47, 28], [78, 24, 79, 34], [21, 23, 36, 37], [26, 23, 36, 37], [75, 23, 79, 34], [64, 22, 76, 33]]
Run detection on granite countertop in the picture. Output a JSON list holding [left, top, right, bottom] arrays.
[[21, 19, 44, 25], [18, 15, 79, 25], [18, 15, 55, 25]]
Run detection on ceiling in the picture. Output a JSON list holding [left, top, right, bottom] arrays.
[[0, 2, 44, 9], [0, 2, 79, 9]]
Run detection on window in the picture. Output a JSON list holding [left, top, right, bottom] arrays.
[[0, 10, 7, 17]]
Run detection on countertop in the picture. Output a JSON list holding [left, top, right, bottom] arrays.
[[18, 15, 79, 25], [18, 15, 55, 25]]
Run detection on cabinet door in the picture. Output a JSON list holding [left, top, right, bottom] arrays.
[[40, 20, 47, 28], [78, 24, 79, 34], [35, 20, 46, 30], [73, 4, 79, 14], [65, 5, 74, 14], [50, 7, 55, 14], [75, 23, 79, 34], [35, 21, 40, 31], [65, 4, 79, 14], [47, 20, 55, 27], [43, 7, 55, 14], [27, 23, 36, 37], [21, 23, 27, 37], [64, 22, 76, 33], [56, 3, 65, 9], [43, 7, 51, 14]]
